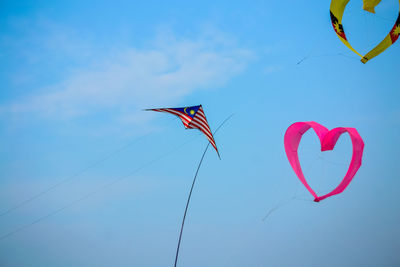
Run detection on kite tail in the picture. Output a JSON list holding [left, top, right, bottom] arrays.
[[174, 114, 233, 267]]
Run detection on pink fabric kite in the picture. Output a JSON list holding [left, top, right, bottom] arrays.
[[284, 121, 364, 202]]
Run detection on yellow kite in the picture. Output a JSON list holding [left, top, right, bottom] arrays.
[[330, 0, 400, 63]]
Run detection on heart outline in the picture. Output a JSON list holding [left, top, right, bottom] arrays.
[[284, 121, 365, 202], [330, 0, 400, 64]]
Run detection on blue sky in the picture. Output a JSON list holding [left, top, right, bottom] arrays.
[[0, 0, 399, 266]]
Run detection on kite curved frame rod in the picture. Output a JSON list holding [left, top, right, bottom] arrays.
[[174, 114, 233, 267]]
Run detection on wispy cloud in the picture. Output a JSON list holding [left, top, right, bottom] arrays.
[[1, 21, 252, 131]]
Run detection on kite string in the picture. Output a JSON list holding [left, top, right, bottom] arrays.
[[174, 114, 234, 267], [297, 14, 363, 64], [0, 117, 177, 219], [296, 37, 324, 65], [296, 14, 335, 65], [262, 147, 355, 222], [0, 124, 197, 242], [262, 155, 319, 222], [297, 52, 360, 64]]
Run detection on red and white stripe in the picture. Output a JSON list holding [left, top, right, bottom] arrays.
[[149, 106, 219, 155]]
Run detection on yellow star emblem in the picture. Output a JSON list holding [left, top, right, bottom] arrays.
[[393, 25, 400, 36], [334, 21, 342, 33]]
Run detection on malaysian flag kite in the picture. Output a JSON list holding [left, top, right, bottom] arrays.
[[146, 105, 219, 156]]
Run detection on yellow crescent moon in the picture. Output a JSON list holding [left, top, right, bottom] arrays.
[[184, 107, 189, 114]]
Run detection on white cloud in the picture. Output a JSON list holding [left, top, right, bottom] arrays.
[[2, 26, 252, 130]]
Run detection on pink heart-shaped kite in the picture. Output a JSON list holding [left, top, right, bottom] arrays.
[[284, 122, 364, 202]]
